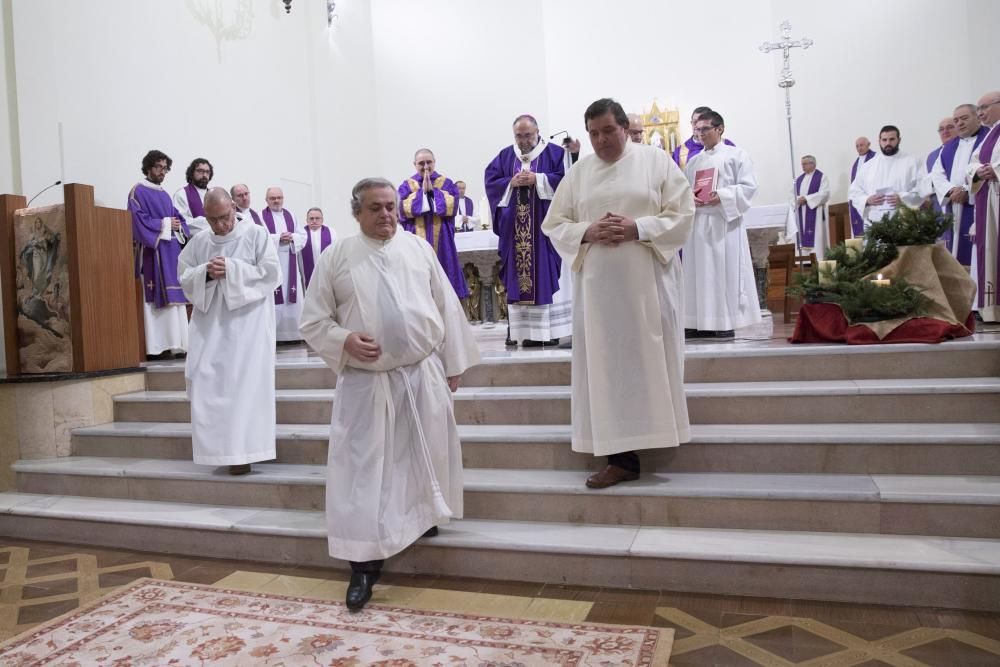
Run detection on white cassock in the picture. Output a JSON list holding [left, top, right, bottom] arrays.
[[796, 170, 831, 259], [263, 208, 307, 341], [682, 143, 762, 331], [930, 135, 978, 262], [299, 230, 481, 562], [967, 125, 1000, 321], [173, 186, 209, 237], [178, 217, 281, 465], [848, 152, 924, 226], [542, 142, 694, 456]]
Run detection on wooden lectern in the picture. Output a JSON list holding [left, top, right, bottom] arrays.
[[0, 183, 142, 374], [829, 202, 852, 248]]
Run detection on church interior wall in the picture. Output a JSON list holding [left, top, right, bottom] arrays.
[[0, 0, 996, 244]]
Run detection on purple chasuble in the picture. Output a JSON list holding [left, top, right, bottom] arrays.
[[795, 170, 824, 247], [184, 183, 205, 219], [939, 126, 990, 264], [485, 142, 566, 305], [301, 225, 332, 288], [973, 124, 1000, 308], [398, 172, 468, 298], [849, 149, 877, 236], [260, 208, 298, 304], [128, 182, 190, 308]]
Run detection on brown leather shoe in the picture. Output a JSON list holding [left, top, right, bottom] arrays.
[[586, 464, 639, 489], [228, 464, 252, 476]]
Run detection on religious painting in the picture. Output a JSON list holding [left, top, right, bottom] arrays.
[[638, 101, 680, 154], [13, 205, 72, 373]]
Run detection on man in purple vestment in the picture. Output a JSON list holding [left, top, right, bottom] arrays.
[[849, 137, 877, 237], [398, 149, 468, 299], [485, 114, 569, 347], [302, 207, 336, 288], [923, 118, 957, 216], [795, 155, 831, 258], [128, 149, 190, 359], [173, 158, 213, 237], [672, 106, 735, 169], [454, 181, 478, 232], [967, 90, 1000, 321], [231, 183, 263, 226], [930, 105, 987, 264]]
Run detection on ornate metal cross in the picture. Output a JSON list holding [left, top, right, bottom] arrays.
[[759, 21, 813, 247]]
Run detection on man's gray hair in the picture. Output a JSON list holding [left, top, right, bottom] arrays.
[[350, 178, 396, 215], [954, 103, 976, 115], [801, 155, 816, 163], [306, 207, 323, 217]]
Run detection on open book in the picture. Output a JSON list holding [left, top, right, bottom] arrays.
[[693, 167, 718, 204]]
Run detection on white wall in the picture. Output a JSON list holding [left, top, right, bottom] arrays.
[[0, 0, 17, 196], [4, 0, 998, 223]]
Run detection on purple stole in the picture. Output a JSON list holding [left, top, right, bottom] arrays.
[[973, 124, 1000, 309], [940, 126, 990, 263], [243, 208, 262, 226], [183, 183, 205, 218], [849, 150, 877, 235], [795, 170, 824, 247], [301, 225, 332, 288], [261, 208, 297, 304]]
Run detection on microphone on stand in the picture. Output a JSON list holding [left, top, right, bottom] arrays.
[[26, 180, 62, 207]]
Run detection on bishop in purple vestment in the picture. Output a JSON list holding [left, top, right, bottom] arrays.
[[128, 149, 190, 357], [849, 138, 877, 237], [485, 115, 570, 345], [398, 149, 468, 299]]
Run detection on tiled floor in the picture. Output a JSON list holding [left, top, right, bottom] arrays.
[[2, 538, 999, 665]]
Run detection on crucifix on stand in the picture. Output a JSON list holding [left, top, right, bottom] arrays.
[[760, 20, 813, 248]]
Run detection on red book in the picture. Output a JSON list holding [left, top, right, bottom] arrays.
[[693, 167, 717, 203]]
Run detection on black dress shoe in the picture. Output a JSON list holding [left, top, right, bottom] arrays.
[[422, 526, 439, 537], [713, 330, 735, 339], [346, 571, 380, 611], [521, 339, 544, 348]]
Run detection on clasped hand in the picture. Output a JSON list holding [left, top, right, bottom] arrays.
[[171, 217, 182, 232], [583, 212, 638, 247], [207, 256, 226, 280], [511, 171, 535, 187], [279, 231, 294, 244], [977, 163, 997, 182], [867, 193, 899, 206], [344, 332, 462, 392]]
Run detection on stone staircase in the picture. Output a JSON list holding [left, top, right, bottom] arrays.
[[4, 336, 1000, 611]]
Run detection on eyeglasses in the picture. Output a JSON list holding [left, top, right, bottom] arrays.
[[151, 164, 171, 172], [978, 100, 1000, 113], [693, 126, 719, 134], [194, 168, 211, 175]]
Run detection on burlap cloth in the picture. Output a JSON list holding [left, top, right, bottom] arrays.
[[860, 244, 977, 338]]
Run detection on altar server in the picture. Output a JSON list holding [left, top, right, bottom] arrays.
[[848, 125, 924, 227], [173, 158, 213, 236], [259, 186, 306, 341], [542, 98, 694, 489], [128, 149, 189, 359], [682, 110, 762, 338], [485, 114, 569, 347], [967, 90, 1000, 321], [179, 188, 280, 475], [300, 177, 480, 611]]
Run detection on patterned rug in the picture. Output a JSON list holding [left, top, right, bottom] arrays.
[[0, 578, 672, 666]]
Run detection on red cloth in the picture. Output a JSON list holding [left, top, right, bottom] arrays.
[[790, 303, 976, 344]]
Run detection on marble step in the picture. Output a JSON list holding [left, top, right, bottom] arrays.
[[71, 422, 1000, 475], [2, 491, 998, 611], [14, 457, 1000, 538], [141, 337, 1000, 390], [112, 378, 1000, 425]]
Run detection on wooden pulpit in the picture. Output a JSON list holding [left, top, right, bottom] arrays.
[[0, 183, 142, 374]]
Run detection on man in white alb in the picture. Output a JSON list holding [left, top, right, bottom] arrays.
[[178, 188, 281, 475], [542, 98, 694, 489], [258, 186, 306, 342], [848, 125, 924, 229], [682, 110, 762, 339], [300, 178, 480, 611], [173, 158, 213, 237]]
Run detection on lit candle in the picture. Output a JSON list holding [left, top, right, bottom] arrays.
[[818, 260, 837, 286], [872, 273, 890, 287], [844, 238, 863, 257]]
